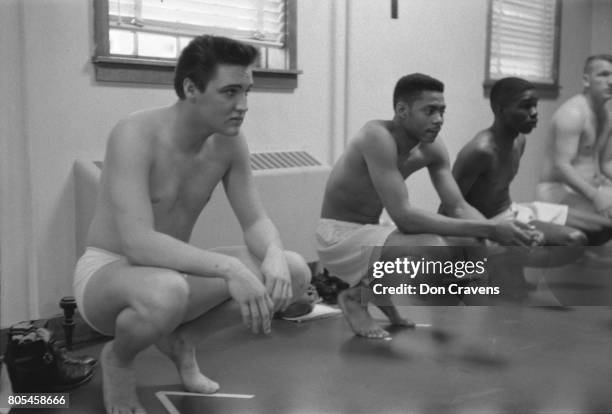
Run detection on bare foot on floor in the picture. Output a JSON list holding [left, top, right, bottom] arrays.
[[338, 287, 389, 339], [376, 304, 415, 328], [101, 341, 146, 414], [157, 334, 219, 394]]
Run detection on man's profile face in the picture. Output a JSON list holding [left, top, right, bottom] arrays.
[[191, 64, 253, 136], [583, 59, 612, 101], [501, 89, 539, 134], [403, 91, 446, 143]]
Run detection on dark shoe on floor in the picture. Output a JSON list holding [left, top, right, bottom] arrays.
[[4, 321, 95, 392], [48, 341, 96, 391]]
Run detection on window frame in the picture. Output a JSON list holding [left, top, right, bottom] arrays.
[[92, 0, 300, 90], [483, 0, 562, 98]]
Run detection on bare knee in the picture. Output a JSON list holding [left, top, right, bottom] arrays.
[[134, 274, 190, 334], [284, 251, 311, 296], [424, 234, 449, 247]]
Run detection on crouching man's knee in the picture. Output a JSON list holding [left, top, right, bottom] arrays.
[[136, 274, 190, 335]]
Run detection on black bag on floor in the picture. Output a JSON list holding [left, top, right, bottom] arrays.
[[3, 321, 95, 392]]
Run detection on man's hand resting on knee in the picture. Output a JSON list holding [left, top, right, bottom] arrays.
[[226, 261, 274, 334]]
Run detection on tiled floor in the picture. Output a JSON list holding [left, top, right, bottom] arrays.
[[9, 299, 612, 414]]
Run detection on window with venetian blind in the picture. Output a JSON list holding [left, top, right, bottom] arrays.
[[485, 0, 561, 96], [93, 0, 299, 89]]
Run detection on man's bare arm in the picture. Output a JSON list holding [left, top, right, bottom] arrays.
[[359, 128, 530, 244], [552, 109, 600, 199], [429, 153, 485, 221], [445, 141, 492, 219], [452, 145, 488, 196], [599, 103, 612, 180], [223, 133, 292, 311], [222, 133, 285, 258]]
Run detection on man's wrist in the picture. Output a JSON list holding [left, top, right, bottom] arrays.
[[264, 243, 284, 260], [220, 258, 244, 281], [482, 221, 498, 240]]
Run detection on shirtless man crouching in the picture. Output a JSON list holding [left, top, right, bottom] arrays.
[[538, 54, 612, 230], [73, 35, 310, 414]]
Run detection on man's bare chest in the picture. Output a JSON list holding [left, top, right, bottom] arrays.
[[486, 151, 520, 184], [148, 157, 228, 213]]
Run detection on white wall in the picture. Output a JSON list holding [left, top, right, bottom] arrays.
[[345, 0, 598, 211], [591, 0, 612, 53], [1, 0, 36, 324], [0, 0, 609, 326]]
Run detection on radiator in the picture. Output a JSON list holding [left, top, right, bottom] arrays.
[[74, 151, 330, 262]]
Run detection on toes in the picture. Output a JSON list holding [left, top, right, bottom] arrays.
[[207, 381, 220, 393], [359, 327, 390, 339]]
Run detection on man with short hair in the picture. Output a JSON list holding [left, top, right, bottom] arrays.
[[316, 73, 535, 339], [74, 35, 310, 414], [538, 54, 612, 224]]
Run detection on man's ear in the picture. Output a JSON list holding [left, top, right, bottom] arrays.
[[183, 78, 197, 100], [396, 101, 408, 118], [582, 73, 590, 89]]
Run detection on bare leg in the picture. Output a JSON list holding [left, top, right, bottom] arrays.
[[83, 263, 192, 414], [154, 246, 310, 390], [156, 332, 219, 394], [101, 341, 145, 414], [369, 282, 415, 327]]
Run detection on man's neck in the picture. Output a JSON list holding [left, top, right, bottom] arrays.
[[490, 121, 518, 151], [172, 100, 215, 153], [584, 90, 608, 119], [389, 118, 420, 153]]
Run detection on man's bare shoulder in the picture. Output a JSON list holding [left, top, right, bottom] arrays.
[[455, 131, 496, 166], [109, 106, 171, 143], [105, 106, 174, 166], [354, 120, 396, 153], [356, 120, 393, 139], [552, 94, 587, 125], [471, 129, 497, 154]]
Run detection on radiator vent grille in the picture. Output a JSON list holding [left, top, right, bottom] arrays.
[[250, 151, 321, 170]]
